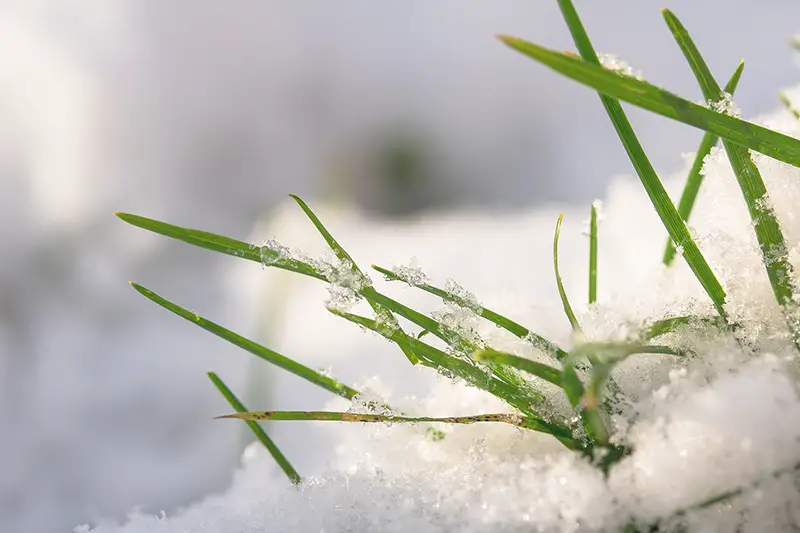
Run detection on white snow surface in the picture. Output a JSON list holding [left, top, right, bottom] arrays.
[[81, 95, 800, 531]]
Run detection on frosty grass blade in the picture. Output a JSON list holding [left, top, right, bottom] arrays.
[[663, 62, 745, 266], [474, 349, 563, 386], [495, 34, 800, 168], [208, 372, 302, 485], [129, 282, 360, 399], [589, 203, 598, 304], [288, 195, 420, 365], [541, 0, 729, 320], [553, 213, 582, 332], [217, 410, 552, 432], [373, 264, 567, 360], [663, 9, 800, 349], [114, 212, 326, 281]]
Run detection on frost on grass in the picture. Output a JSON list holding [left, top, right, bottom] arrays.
[[598, 53, 644, 80], [87, 89, 800, 532], [391, 258, 430, 286], [708, 91, 742, 117]]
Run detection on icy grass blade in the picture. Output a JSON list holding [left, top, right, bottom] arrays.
[[372, 265, 568, 360], [780, 92, 800, 120], [474, 349, 563, 386], [114, 212, 326, 281], [288, 195, 420, 365], [554, 214, 582, 332], [208, 372, 301, 485], [663, 63, 745, 266], [496, 35, 800, 168], [642, 314, 729, 340], [546, 0, 728, 319], [589, 203, 598, 304], [662, 9, 800, 348], [218, 410, 551, 432], [129, 282, 360, 400]]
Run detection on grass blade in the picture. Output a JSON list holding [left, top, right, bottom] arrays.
[[372, 265, 567, 360], [532, 0, 728, 320], [554, 213, 582, 331], [663, 63, 745, 265], [662, 9, 799, 348], [589, 203, 598, 304], [208, 372, 301, 485], [218, 410, 557, 432], [114, 212, 326, 281], [473, 349, 563, 386], [496, 34, 800, 168], [130, 282, 360, 400], [780, 92, 800, 120]]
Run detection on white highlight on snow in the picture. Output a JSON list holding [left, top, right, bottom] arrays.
[[82, 91, 800, 531], [598, 53, 644, 80]]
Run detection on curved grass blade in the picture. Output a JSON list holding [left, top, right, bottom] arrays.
[[288, 195, 420, 365], [217, 410, 554, 432], [546, 0, 728, 320], [130, 282, 359, 400], [663, 63, 745, 266], [589, 203, 598, 304], [115, 212, 326, 281], [372, 265, 567, 360], [208, 372, 301, 485], [642, 314, 729, 340], [473, 349, 563, 386], [554, 213, 582, 332], [496, 34, 800, 168], [662, 9, 799, 349]]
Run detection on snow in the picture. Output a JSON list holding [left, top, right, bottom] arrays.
[[77, 91, 800, 531]]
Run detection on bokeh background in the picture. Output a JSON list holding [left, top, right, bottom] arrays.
[[1, 1, 798, 531]]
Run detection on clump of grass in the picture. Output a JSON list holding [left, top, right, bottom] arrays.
[[117, 2, 800, 530]]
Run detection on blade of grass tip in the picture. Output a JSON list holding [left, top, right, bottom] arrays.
[[496, 35, 800, 169], [287, 195, 420, 365], [372, 264, 568, 360], [208, 372, 301, 485], [663, 63, 745, 266], [780, 92, 800, 120], [588, 203, 598, 304], [474, 349, 563, 386], [130, 282, 360, 400], [554, 213, 582, 332], [536, 0, 729, 319], [663, 9, 800, 349], [114, 213, 326, 281]]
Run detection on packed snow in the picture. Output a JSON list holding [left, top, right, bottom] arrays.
[[81, 93, 800, 531]]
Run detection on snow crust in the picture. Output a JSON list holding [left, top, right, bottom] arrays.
[[83, 95, 800, 531]]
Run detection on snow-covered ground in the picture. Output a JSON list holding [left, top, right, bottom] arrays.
[[84, 97, 800, 531], [2, 1, 800, 532]]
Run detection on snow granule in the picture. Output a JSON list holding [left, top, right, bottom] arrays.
[[83, 87, 800, 531]]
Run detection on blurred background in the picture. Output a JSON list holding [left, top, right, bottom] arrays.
[[0, 1, 798, 531]]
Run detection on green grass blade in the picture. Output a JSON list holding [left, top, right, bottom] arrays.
[[130, 282, 360, 399], [642, 314, 730, 340], [780, 92, 800, 120], [589, 203, 598, 304], [663, 9, 799, 348], [473, 349, 563, 386], [535, 0, 729, 319], [554, 214, 582, 332], [218, 410, 560, 433], [288, 195, 420, 365], [207, 372, 301, 485], [115, 212, 326, 281], [663, 63, 745, 266], [496, 34, 800, 168], [372, 265, 568, 360]]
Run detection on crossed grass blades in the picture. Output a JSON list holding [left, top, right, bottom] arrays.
[[119, 1, 800, 530]]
